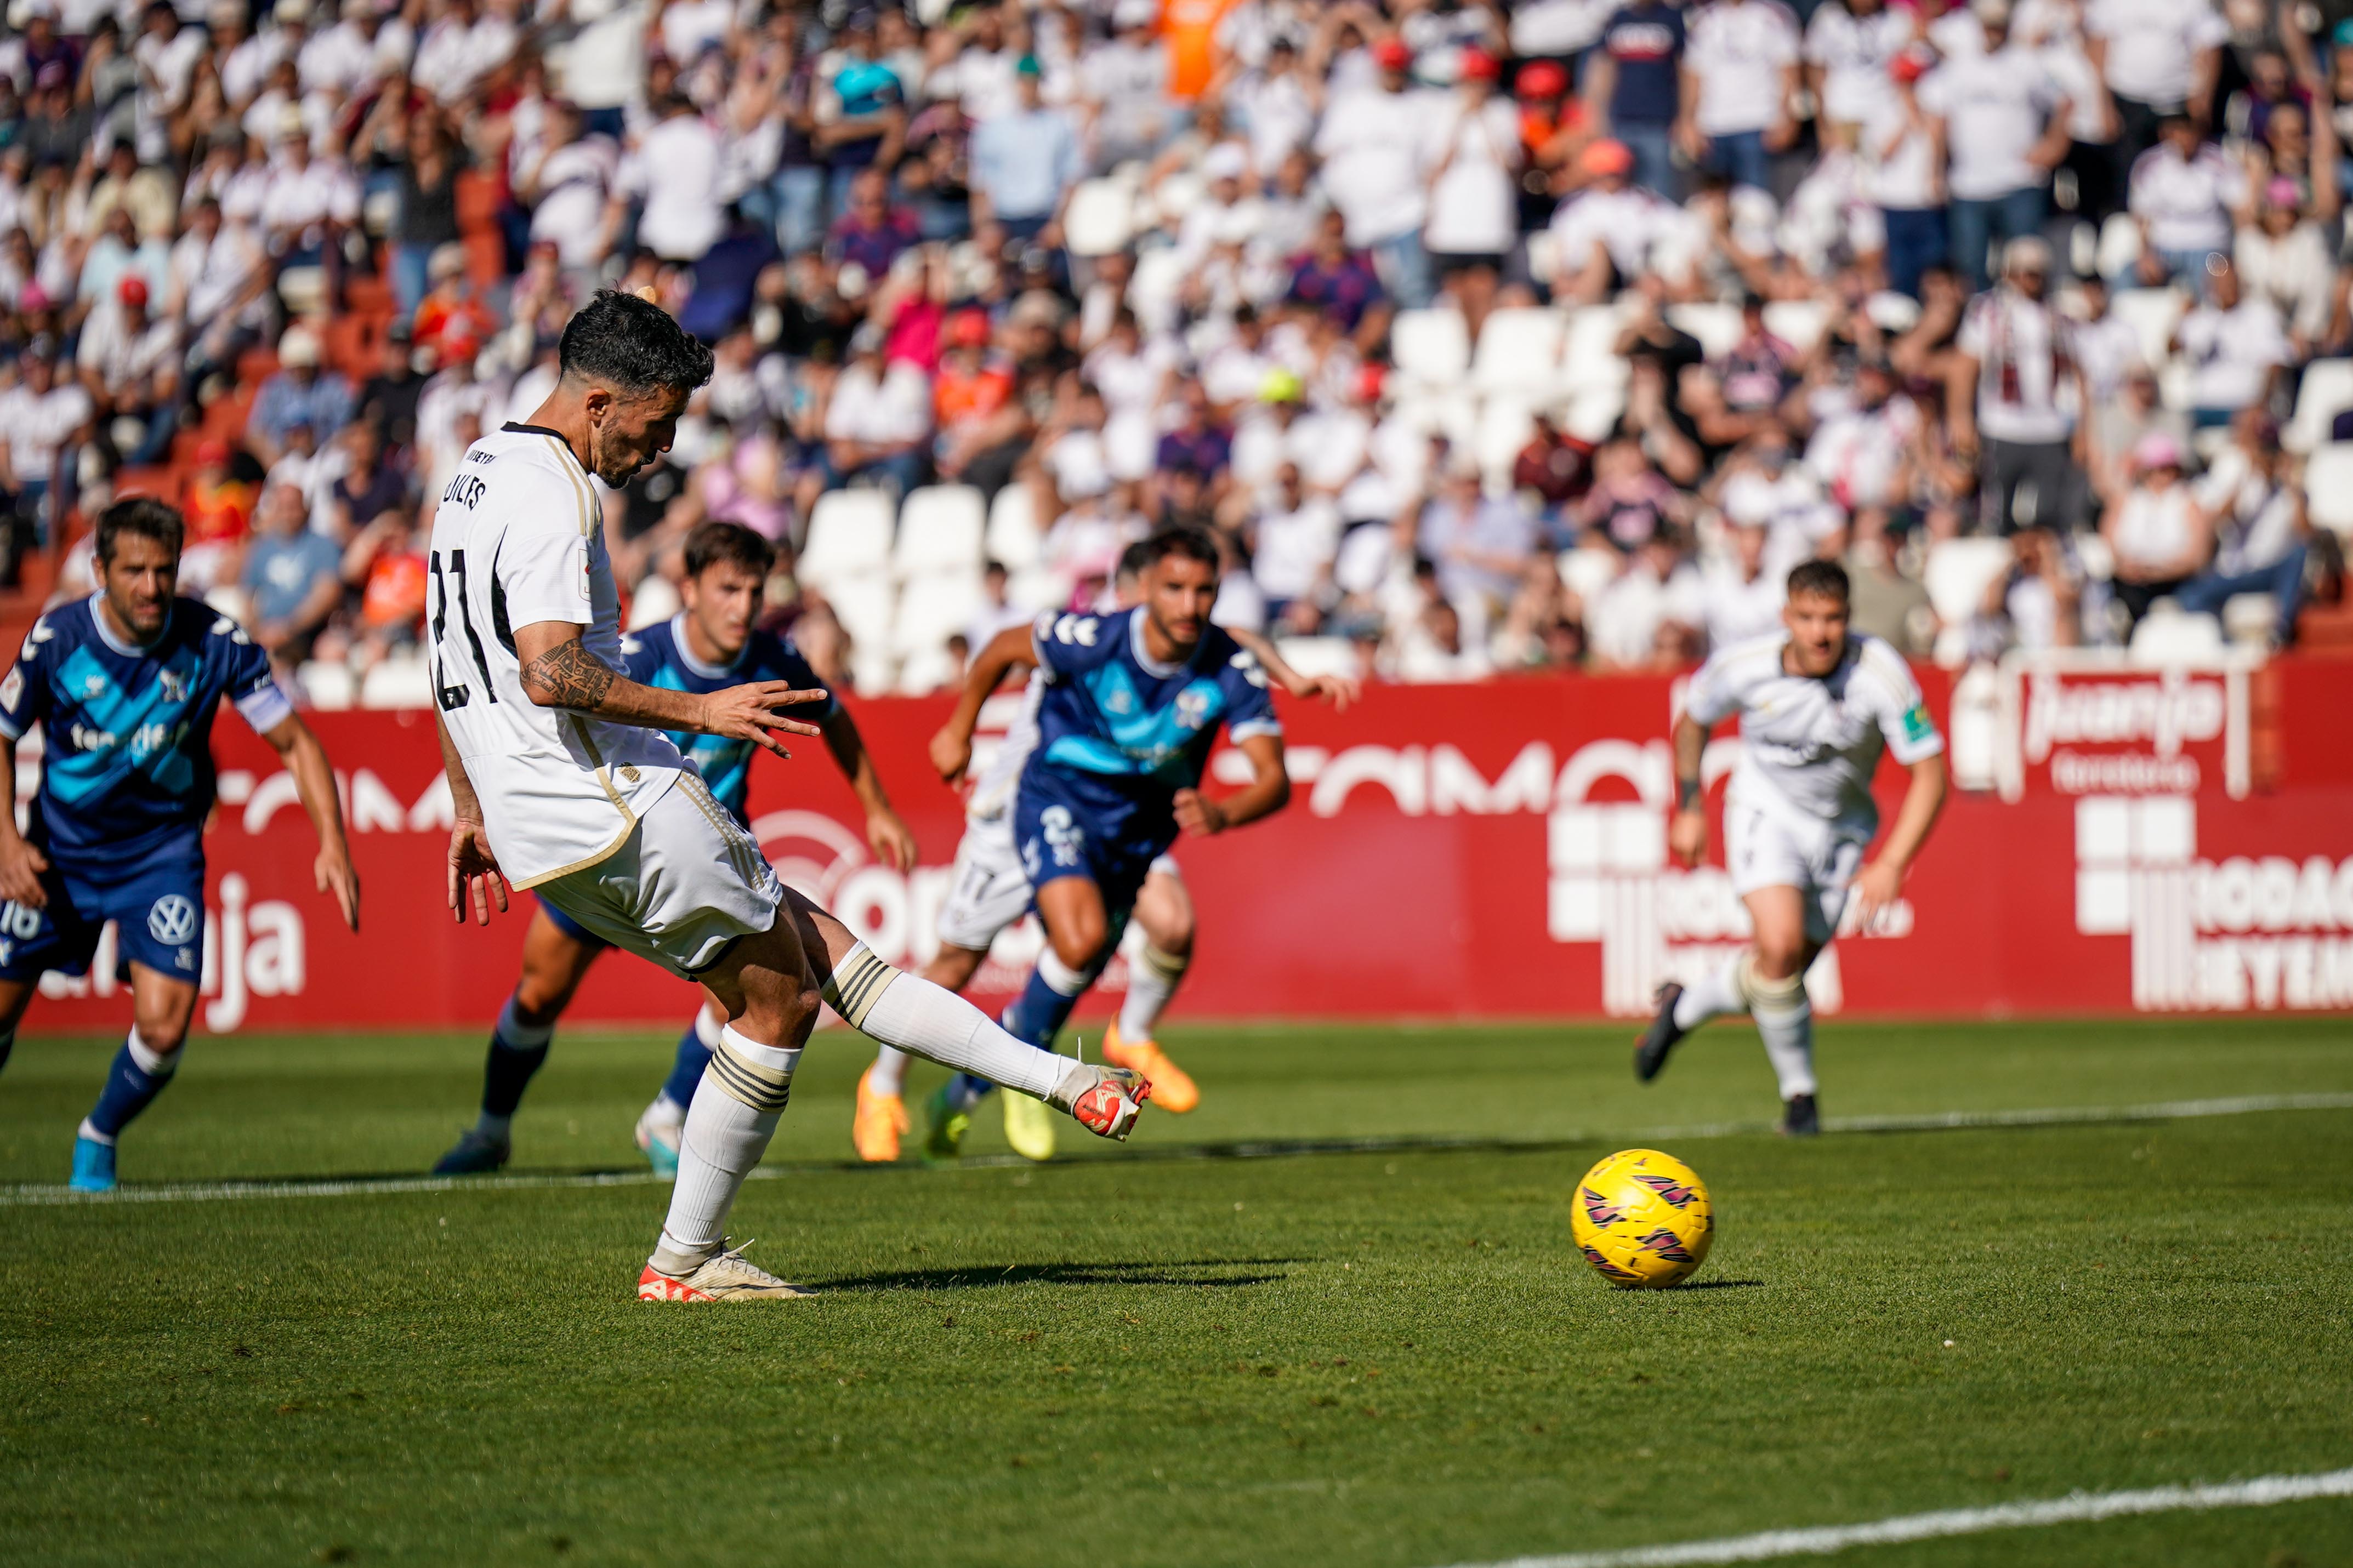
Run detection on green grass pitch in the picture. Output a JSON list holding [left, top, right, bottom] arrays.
[[2, 1016, 2351, 1567]]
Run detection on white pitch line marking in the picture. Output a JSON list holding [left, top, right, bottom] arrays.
[[1433, 1466, 2353, 1568], [3, 1091, 2351, 1208]]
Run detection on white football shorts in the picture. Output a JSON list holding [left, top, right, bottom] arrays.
[[1724, 793, 1868, 946], [534, 772, 783, 980], [934, 817, 1185, 953]]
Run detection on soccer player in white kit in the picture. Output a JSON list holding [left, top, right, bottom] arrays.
[[429, 292, 1150, 1300], [1632, 558, 1948, 1134]]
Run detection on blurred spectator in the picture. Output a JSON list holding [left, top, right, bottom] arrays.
[[343, 503, 428, 669], [1949, 235, 2083, 533], [1976, 523, 2082, 653], [2086, 0, 2227, 183], [1249, 463, 1343, 631], [76, 273, 180, 465], [1314, 35, 1437, 308], [250, 325, 355, 464], [821, 321, 931, 497], [1698, 515, 1784, 647], [2101, 431, 2212, 626], [2181, 413, 2307, 645], [1678, 0, 1801, 193], [0, 343, 92, 539], [2174, 258, 2288, 427], [1423, 47, 1520, 331], [1586, 0, 1689, 197], [1844, 507, 1935, 654], [970, 57, 1079, 253], [2083, 361, 2189, 506], [1919, 0, 2074, 292], [241, 477, 342, 670], [1587, 526, 1703, 668], [2128, 112, 2242, 291], [1417, 460, 1536, 614]]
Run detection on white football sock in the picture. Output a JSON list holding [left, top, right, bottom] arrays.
[[1673, 955, 1748, 1030], [652, 1024, 800, 1275], [823, 943, 1062, 1100], [1118, 945, 1189, 1042], [866, 1045, 910, 1097], [1744, 960, 1817, 1100]]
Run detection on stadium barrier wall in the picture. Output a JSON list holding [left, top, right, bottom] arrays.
[[24, 656, 2353, 1034]]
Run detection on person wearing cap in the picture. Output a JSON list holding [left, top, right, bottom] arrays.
[[1314, 33, 1440, 309], [2100, 430, 2213, 629], [1585, 0, 1689, 198], [2126, 111, 2243, 294], [1865, 46, 1947, 300], [1545, 136, 1695, 304], [970, 55, 1082, 256], [1914, 0, 2073, 293], [1678, 0, 1802, 194], [248, 324, 356, 465], [74, 203, 170, 321], [1511, 59, 1590, 226], [1948, 233, 2085, 533], [1081, 0, 1174, 170], [2172, 258, 2290, 431], [76, 271, 183, 464], [1422, 45, 1520, 332]]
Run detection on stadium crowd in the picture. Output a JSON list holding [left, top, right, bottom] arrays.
[[6, 0, 2351, 698]]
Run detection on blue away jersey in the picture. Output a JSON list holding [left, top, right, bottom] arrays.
[[0, 595, 292, 872], [1026, 606, 1281, 807], [619, 614, 836, 820]]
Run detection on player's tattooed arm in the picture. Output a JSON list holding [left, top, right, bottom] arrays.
[[512, 622, 828, 756]]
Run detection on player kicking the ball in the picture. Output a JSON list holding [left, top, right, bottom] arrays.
[[854, 540, 1351, 1164], [0, 498, 360, 1190], [1632, 558, 1946, 1134], [433, 292, 1147, 1301], [915, 525, 1291, 1161], [431, 518, 918, 1178]]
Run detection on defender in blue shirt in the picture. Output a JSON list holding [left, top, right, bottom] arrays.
[[0, 498, 359, 1192], [432, 520, 918, 1178], [925, 526, 1291, 1150]]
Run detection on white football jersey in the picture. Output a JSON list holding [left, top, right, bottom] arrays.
[[426, 421, 685, 888], [1685, 630, 1942, 835]]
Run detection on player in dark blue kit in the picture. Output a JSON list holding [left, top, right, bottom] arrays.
[[0, 499, 359, 1191], [924, 525, 1291, 1156], [432, 520, 917, 1177]]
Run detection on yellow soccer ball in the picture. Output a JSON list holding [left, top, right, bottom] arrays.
[[1569, 1148, 1714, 1289]]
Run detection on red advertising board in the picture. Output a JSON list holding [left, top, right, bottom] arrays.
[[21, 655, 2353, 1035]]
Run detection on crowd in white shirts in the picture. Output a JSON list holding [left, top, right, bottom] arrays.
[[7, 0, 2347, 697]]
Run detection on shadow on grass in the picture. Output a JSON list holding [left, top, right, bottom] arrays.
[[816, 1257, 1303, 1293], [1669, 1278, 1765, 1291]]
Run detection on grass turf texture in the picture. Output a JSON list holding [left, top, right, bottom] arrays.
[[1, 1017, 2350, 1567]]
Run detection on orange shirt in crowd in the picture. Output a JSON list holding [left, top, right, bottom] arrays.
[[934, 355, 1013, 430], [182, 476, 254, 545], [361, 549, 429, 629], [1164, 0, 1238, 100]]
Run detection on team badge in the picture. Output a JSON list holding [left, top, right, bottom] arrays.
[[147, 895, 199, 945]]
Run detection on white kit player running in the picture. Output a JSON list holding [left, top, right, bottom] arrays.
[[1631, 558, 1948, 1134], [851, 544, 1356, 1165], [430, 291, 1150, 1301]]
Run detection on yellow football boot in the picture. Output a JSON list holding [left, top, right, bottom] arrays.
[[1101, 1020, 1198, 1114], [1003, 1088, 1058, 1161], [853, 1066, 910, 1163]]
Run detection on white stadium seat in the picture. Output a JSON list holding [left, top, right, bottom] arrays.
[[895, 642, 959, 695], [2095, 212, 2142, 280], [2222, 592, 2279, 646], [2128, 605, 2226, 665], [893, 485, 986, 578], [891, 573, 984, 656], [297, 660, 355, 711], [1475, 399, 1536, 488], [1390, 308, 1471, 389], [360, 656, 434, 710], [1761, 299, 1827, 356], [2303, 443, 2353, 537], [985, 483, 1044, 569], [1556, 546, 1623, 606], [1270, 636, 1361, 681], [823, 573, 896, 652], [1126, 246, 1189, 336], [2110, 288, 2187, 373], [626, 574, 679, 630], [1469, 308, 1567, 397], [1922, 536, 2014, 632], [1061, 179, 1134, 258], [1560, 303, 1632, 391], [1008, 564, 1075, 614], [2287, 358, 2353, 454], [797, 489, 895, 590], [1666, 303, 1742, 360]]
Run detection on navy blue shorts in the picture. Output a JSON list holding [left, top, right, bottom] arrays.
[[536, 894, 609, 950], [0, 854, 207, 984], [1014, 783, 1166, 919]]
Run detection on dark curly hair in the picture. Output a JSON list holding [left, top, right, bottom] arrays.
[[1787, 557, 1851, 605], [558, 289, 715, 397]]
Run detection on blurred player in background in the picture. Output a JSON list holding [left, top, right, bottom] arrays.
[[0, 498, 360, 1191], [917, 526, 1291, 1162], [433, 292, 1147, 1300], [1633, 558, 1947, 1134], [433, 518, 919, 1177], [860, 540, 1353, 1163]]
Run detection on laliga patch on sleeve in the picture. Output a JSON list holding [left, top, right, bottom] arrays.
[[0, 667, 21, 711], [1900, 702, 1934, 744]]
